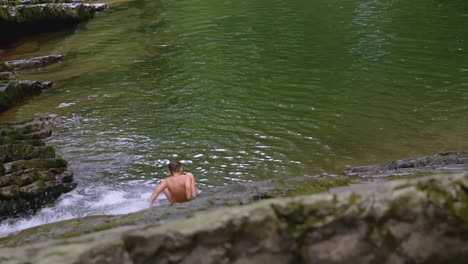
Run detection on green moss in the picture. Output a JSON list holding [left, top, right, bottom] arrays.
[[0, 63, 10, 72], [348, 193, 362, 203], [0, 0, 78, 6], [378, 227, 399, 252], [384, 172, 435, 181], [58, 229, 87, 239], [0, 81, 43, 111], [450, 181, 468, 222], [0, 3, 99, 23], [267, 177, 351, 198]]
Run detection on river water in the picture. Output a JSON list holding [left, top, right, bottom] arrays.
[[0, 0, 467, 236]]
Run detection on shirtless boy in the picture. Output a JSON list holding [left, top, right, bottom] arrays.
[[148, 160, 197, 206]]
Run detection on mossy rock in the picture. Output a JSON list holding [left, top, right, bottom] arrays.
[[266, 177, 351, 198], [0, 169, 56, 187], [0, 185, 20, 198], [0, 72, 12, 81], [0, 0, 74, 6], [19, 180, 47, 196], [0, 80, 53, 111], [0, 3, 107, 23], [3, 158, 67, 173], [0, 62, 11, 72]]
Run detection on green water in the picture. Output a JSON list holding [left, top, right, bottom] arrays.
[[1, 0, 467, 186]]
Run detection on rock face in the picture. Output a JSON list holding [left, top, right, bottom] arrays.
[[0, 116, 76, 220], [0, 172, 466, 263]]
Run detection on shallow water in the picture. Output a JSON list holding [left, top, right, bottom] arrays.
[[0, 0, 467, 236]]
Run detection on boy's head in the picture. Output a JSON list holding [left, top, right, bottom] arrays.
[[168, 160, 182, 175]]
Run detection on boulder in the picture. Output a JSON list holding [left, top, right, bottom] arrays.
[[0, 172, 466, 263]]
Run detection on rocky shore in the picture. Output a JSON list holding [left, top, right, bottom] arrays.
[[0, 116, 76, 220], [0, 171, 466, 263], [1, 0, 108, 110], [0, 152, 466, 263]]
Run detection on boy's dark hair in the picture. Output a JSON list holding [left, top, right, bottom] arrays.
[[168, 160, 182, 174]]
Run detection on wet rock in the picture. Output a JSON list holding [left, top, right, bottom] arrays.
[[0, 3, 107, 23], [0, 116, 75, 220], [344, 151, 468, 177], [3, 54, 63, 71], [0, 80, 53, 111], [0, 172, 467, 264], [0, 72, 13, 80]]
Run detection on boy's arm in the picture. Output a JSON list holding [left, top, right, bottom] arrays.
[[185, 173, 196, 200], [148, 180, 167, 206]]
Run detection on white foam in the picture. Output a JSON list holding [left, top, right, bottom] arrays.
[[0, 184, 168, 237], [56, 102, 76, 108]]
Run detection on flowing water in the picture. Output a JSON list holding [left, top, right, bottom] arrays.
[[0, 0, 467, 236]]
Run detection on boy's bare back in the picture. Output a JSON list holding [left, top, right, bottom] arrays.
[[148, 161, 197, 206], [164, 173, 196, 203]]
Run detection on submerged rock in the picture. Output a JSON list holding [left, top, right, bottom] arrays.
[[0, 55, 65, 110], [0, 172, 467, 263], [345, 151, 468, 178], [3, 54, 63, 71], [0, 116, 76, 220], [0, 80, 53, 111]]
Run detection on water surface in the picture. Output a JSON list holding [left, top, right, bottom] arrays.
[[0, 0, 467, 235]]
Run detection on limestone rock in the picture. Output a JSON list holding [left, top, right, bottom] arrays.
[[0, 173, 467, 264]]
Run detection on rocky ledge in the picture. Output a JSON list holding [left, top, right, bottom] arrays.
[[0, 2, 107, 23], [0, 172, 466, 263], [0, 54, 66, 111], [0, 152, 467, 263], [0, 116, 76, 220], [2, 54, 63, 71]]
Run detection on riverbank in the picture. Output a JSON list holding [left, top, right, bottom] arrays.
[[0, 169, 466, 263], [0, 151, 467, 263]]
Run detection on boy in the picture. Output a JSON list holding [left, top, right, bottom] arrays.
[[148, 160, 197, 206]]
